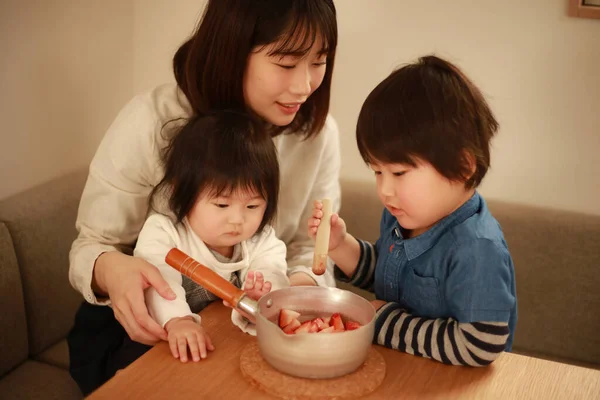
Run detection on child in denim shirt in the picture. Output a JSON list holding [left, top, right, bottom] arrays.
[[309, 55, 517, 366]]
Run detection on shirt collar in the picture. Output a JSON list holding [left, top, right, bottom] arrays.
[[388, 192, 481, 260]]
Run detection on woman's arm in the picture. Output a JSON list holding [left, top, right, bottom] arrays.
[[68, 93, 176, 344], [69, 95, 161, 302]]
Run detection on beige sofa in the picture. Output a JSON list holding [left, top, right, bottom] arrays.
[[0, 170, 599, 399]]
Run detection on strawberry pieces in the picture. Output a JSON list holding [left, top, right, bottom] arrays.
[[319, 326, 335, 333], [282, 318, 301, 334], [330, 313, 345, 332], [345, 321, 361, 331], [279, 309, 301, 328], [277, 308, 362, 334]]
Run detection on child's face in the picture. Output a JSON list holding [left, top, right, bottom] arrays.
[[371, 159, 475, 238], [187, 188, 267, 253]]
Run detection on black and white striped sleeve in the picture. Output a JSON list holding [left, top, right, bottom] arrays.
[[334, 239, 378, 292], [374, 302, 509, 366]]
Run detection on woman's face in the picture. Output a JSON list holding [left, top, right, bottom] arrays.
[[243, 36, 328, 126]]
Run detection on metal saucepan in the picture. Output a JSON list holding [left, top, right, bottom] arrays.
[[165, 248, 376, 379]]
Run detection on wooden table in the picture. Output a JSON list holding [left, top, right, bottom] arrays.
[[89, 303, 600, 399]]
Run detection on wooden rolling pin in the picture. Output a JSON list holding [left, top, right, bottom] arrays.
[[312, 198, 332, 275]]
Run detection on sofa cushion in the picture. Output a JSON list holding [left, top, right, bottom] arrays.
[[0, 169, 87, 356], [488, 200, 600, 365], [0, 223, 29, 376], [339, 179, 382, 243], [0, 360, 81, 400], [35, 339, 70, 370]]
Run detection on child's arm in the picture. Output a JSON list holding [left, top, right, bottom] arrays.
[[243, 226, 290, 296], [308, 200, 361, 277], [133, 214, 200, 327], [373, 238, 515, 366], [334, 238, 378, 292], [164, 315, 214, 362], [372, 303, 509, 366]]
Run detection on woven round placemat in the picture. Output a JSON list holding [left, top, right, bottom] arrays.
[[239, 342, 386, 400]]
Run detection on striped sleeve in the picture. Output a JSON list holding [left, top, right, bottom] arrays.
[[334, 239, 377, 291], [374, 302, 509, 366]]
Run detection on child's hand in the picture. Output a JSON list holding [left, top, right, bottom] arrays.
[[308, 200, 347, 251], [243, 270, 272, 301], [164, 316, 214, 363], [371, 299, 388, 311]]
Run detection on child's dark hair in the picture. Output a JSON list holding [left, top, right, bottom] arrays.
[[151, 111, 279, 233], [356, 55, 498, 188], [173, 0, 338, 138]]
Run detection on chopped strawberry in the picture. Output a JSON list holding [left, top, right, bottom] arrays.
[[322, 316, 331, 325], [279, 309, 301, 328], [345, 321, 361, 331], [319, 326, 335, 333], [311, 317, 326, 330], [309, 321, 320, 333], [330, 313, 345, 331], [283, 319, 301, 334], [294, 321, 313, 334]]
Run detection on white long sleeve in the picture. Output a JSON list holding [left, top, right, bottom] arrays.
[[134, 213, 291, 329], [133, 215, 198, 327]]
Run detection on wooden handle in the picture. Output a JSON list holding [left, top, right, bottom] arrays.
[[312, 198, 332, 275], [165, 248, 245, 307]]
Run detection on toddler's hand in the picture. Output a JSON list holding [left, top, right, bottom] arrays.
[[164, 316, 214, 363], [308, 200, 347, 251], [243, 270, 272, 301]]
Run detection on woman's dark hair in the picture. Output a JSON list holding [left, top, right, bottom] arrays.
[[151, 111, 280, 233], [173, 0, 337, 138], [356, 55, 499, 188]]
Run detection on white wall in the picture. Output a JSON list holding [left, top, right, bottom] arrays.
[[132, 0, 207, 93], [131, 0, 600, 215], [0, 0, 134, 200], [4, 0, 598, 216], [332, 0, 600, 215]]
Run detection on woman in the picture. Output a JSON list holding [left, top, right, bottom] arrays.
[[67, 0, 340, 395]]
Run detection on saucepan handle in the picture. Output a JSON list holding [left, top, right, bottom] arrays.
[[165, 248, 246, 308]]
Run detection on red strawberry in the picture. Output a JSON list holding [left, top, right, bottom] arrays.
[[330, 313, 345, 331], [345, 321, 361, 331], [294, 321, 313, 334], [309, 321, 320, 333], [318, 326, 336, 333], [322, 316, 331, 325], [279, 309, 301, 328], [312, 317, 326, 330], [283, 319, 301, 334]]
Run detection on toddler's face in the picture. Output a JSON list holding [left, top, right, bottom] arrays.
[[187, 188, 267, 254], [370, 159, 474, 238]]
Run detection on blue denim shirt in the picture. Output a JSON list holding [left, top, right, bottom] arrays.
[[373, 192, 518, 350]]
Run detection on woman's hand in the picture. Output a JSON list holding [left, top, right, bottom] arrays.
[[308, 200, 347, 252], [243, 270, 272, 300], [93, 251, 176, 345], [164, 316, 214, 362]]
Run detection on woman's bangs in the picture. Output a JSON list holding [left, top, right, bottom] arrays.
[[266, 7, 335, 58]]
